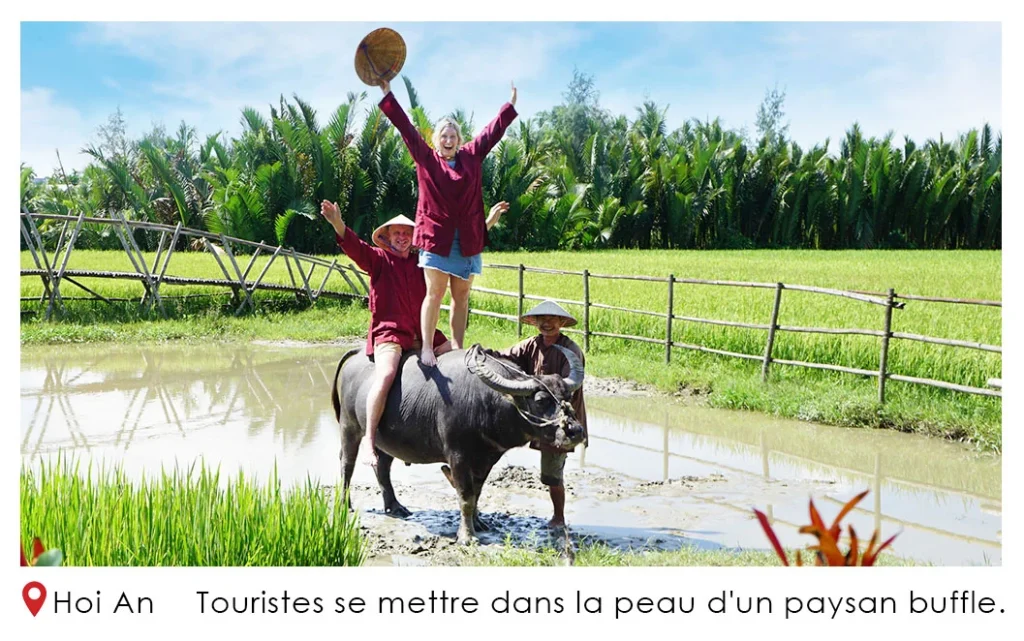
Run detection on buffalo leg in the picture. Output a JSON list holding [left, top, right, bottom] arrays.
[[447, 461, 478, 544], [372, 450, 411, 518], [339, 423, 362, 509], [442, 463, 493, 532], [470, 467, 495, 532]]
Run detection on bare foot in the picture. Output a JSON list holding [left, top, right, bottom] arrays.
[[420, 346, 437, 367], [547, 517, 566, 529]]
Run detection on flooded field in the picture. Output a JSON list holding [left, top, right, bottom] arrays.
[[20, 342, 1001, 566]]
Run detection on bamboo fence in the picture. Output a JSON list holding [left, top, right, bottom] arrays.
[[478, 262, 1001, 401]]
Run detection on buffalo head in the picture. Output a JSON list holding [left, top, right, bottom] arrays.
[[465, 344, 586, 451]]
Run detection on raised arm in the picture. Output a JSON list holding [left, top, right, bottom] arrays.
[[377, 81, 434, 166], [463, 82, 519, 159], [321, 200, 379, 274]]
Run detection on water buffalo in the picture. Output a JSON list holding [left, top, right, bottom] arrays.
[[331, 343, 585, 543]]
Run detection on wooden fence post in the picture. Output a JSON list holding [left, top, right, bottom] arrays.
[[665, 274, 675, 364], [761, 282, 784, 381], [517, 263, 525, 338], [583, 269, 591, 353], [878, 288, 895, 403]]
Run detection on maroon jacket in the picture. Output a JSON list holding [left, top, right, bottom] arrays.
[[337, 230, 446, 356], [379, 91, 518, 257]]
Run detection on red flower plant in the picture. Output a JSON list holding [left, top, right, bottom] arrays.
[[753, 490, 898, 566], [20, 537, 62, 567]]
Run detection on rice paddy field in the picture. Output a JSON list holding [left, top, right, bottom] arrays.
[[20, 460, 365, 566], [20, 248, 1002, 450]]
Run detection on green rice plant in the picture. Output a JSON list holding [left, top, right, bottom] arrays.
[[20, 459, 365, 566], [473, 249, 1001, 387]]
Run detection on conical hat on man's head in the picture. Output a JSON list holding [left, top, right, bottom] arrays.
[[521, 300, 577, 327], [372, 215, 416, 252], [354, 28, 407, 86]]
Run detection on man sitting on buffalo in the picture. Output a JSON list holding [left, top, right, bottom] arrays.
[[483, 300, 588, 528], [320, 200, 453, 464]]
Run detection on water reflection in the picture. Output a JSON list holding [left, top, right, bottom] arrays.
[[21, 343, 1001, 565], [21, 343, 348, 484], [580, 397, 1001, 565]]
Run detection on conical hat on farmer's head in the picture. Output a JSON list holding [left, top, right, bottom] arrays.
[[372, 215, 416, 252], [521, 300, 577, 327], [354, 28, 407, 86]]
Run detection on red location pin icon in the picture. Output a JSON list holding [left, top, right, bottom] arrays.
[[23, 581, 46, 617]]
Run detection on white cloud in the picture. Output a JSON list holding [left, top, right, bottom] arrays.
[[784, 24, 1001, 148], [20, 87, 93, 176], [628, 22, 1002, 149], [61, 22, 591, 142], [21, 21, 1002, 179]]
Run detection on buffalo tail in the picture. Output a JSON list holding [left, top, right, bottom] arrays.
[[331, 348, 363, 421]]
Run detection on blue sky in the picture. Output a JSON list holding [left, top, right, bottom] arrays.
[[21, 21, 1001, 176]]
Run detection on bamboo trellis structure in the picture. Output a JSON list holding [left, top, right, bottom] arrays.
[[20, 213, 369, 319]]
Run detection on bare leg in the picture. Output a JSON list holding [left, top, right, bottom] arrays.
[[448, 274, 474, 350], [548, 485, 566, 528], [365, 348, 402, 463], [420, 269, 449, 367]]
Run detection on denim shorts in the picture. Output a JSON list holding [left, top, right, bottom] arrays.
[[417, 230, 482, 281]]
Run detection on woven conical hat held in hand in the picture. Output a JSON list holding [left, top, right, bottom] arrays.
[[355, 28, 407, 86]]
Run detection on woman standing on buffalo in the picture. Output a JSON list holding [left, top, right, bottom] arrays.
[[377, 78, 518, 366]]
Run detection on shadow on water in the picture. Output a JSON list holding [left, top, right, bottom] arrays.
[[21, 342, 1001, 565]]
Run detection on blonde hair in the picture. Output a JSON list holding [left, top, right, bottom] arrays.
[[431, 117, 463, 150]]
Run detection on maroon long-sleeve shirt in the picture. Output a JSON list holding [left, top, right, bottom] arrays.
[[379, 91, 518, 257], [337, 230, 446, 356]]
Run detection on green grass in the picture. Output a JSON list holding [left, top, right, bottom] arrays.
[[21, 249, 1002, 450], [20, 460, 365, 566]]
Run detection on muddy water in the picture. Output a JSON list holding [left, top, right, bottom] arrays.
[[21, 343, 1001, 566]]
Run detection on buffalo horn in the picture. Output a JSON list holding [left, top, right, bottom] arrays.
[[465, 345, 540, 396], [552, 344, 585, 393]]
